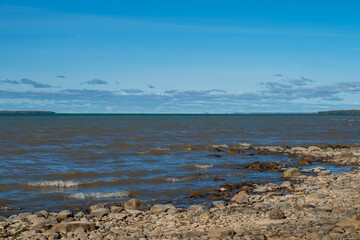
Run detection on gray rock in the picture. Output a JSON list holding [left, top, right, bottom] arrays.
[[110, 206, 123, 213], [213, 200, 227, 208], [188, 205, 209, 215], [90, 208, 110, 218], [52, 221, 96, 233]]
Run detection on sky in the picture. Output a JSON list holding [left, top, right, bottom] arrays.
[[1, 0, 360, 113]]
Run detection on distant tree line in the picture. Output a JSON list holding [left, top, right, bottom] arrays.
[[318, 110, 360, 115]]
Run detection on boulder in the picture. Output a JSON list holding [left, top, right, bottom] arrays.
[[150, 204, 175, 214], [231, 191, 249, 203], [57, 210, 73, 222], [52, 221, 96, 233], [292, 147, 308, 152], [281, 168, 302, 178], [123, 199, 149, 211], [90, 208, 110, 218]]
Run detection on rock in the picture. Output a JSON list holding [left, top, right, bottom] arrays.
[[52, 221, 96, 233], [35, 210, 49, 218], [189, 191, 202, 198], [0, 216, 7, 222], [228, 148, 243, 154], [269, 210, 286, 219], [213, 177, 225, 182], [0, 206, 21, 210], [308, 146, 321, 152], [212, 200, 227, 208], [123, 199, 149, 211], [281, 168, 302, 178], [208, 228, 235, 238], [246, 161, 286, 172], [110, 206, 123, 213], [292, 147, 307, 152], [150, 204, 174, 214], [57, 210, 73, 222], [208, 147, 223, 152], [89, 204, 107, 212], [298, 158, 312, 165], [231, 191, 249, 203], [281, 181, 292, 188], [188, 205, 209, 215], [238, 174, 245, 178], [253, 185, 267, 193], [336, 219, 360, 230], [313, 207, 332, 212], [90, 208, 110, 218]]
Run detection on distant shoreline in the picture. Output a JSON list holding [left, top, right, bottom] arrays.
[[1, 110, 359, 115], [0, 111, 56, 115]]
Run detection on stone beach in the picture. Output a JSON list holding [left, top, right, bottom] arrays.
[[2, 145, 360, 239]]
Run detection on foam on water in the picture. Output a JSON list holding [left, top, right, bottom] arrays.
[[27, 180, 82, 188], [68, 191, 130, 199]]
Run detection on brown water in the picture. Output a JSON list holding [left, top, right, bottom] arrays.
[[0, 114, 359, 213]]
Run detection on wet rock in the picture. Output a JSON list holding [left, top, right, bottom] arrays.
[[0, 206, 21, 210], [0, 216, 7, 222], [208, 147, 223, 152], [208, 228, 235, 238], [52, 221, 96, 233], [238, 174, 245, 178], [298, 158, 312, 165], [228, 148, 243, 154], [124, 199, 149, 211], [189, 191, 202, 198], [231, 191, 249, 203], [213, 177, 225, 182], [246, 161, 286, 172], [57, 210, 73, 222], [281, 168, 302, 178], [90, 208, 110, 218], [269, 210, 286, 219]]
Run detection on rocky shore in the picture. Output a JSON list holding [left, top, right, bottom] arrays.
[[1, 145, 360, 239]]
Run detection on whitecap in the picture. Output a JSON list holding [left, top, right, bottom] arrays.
[[27, 180, 81, 188], [194, 164, 213, 169], [68, 191, 130, 199]]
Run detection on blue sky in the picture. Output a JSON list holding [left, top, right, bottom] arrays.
[[1, 0, 360, 113]]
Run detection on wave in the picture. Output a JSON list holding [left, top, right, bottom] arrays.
[[68, 191, 130, 199], [27, 180, 82, 188], [183, 164, 213, 170]]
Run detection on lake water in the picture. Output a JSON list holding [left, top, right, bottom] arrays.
[[0, 114, 359, 213]]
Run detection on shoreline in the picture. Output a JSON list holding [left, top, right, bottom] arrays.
[[1, 145, 360, 239]]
